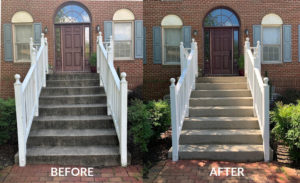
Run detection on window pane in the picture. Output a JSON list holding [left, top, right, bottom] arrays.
[[114, 23, 132, 41], [85, 27, 90, 59], [164, 28, 181, 63], [55, 27, 61, 58], [233, 30, 239, 60], [263, 46, 280, 61], [114, 41, 131, 58], [263, 27, 280, 44], [204, 30, 210, 61], [55, 5, 90, 23], [15, 25, 32, 61]]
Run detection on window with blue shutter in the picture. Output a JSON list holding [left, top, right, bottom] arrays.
[[253, 25, 261, 46], [104, 21, 112, 42], [283, 25, 292, 62], [153, 26, 162, 64], [135, 20, 143, 59], [4, 24, 13, 61], [182, 26, 191, 48]]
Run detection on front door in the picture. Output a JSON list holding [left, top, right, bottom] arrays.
[[62, 25, 84, 71], [211, 29, 233, 75]]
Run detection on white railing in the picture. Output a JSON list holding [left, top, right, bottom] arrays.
[[96, 32, 128, 167], [244, 37, 270, 162], [14, 34, 48, 167], [170, 39, 198, 161]]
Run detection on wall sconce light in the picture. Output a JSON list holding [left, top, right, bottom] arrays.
[[244, 29, 249, 36], [44, 26, 48, 34], [193, 30, 198, 36], [96, 25, 100, 32]]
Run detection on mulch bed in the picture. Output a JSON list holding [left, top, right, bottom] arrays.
[[0, 143, 17, 170]]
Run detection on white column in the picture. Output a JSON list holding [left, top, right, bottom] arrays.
[[263, 77, 270, 162], [120, 72, 128, 167], [170, 78, 178, 161]]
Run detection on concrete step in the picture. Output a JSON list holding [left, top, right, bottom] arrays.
[[197, 77, 246, 83], [168, 144, 264, 162], [27, 129, 118, 147], [39, 94, 106, 105], [47, 73, 99, 81], [39, 104, 107, 116], [31, 115, 114, 130], [183, 117, 259, 129], [47, 79, 99, 87], [179, 129, 262, 144], [189, 106, 254, 117], [190, 97, 253, 106], [40, 86, 104, 96], [191, 90, 251, 98], [15, 146, 127, 166], [196, 83, 247, 90]]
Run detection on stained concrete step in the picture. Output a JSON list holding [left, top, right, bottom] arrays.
[[180, 129, 262, 144], [32, 115, 114, 130], [41, 86, 105, 96], [191, 90, 251, 98], [197, 77, 246, 83], [39, 94, 106, 105], [15, 146, 125, 166], [47, 79, 99, 87], [39, 104, 107, 116], [196, 83, 247, 90], [28, 129, 118, 147], [189, 106, 254, 117], [168, 144, 264, 162], [183, 117, 259, 129], [190, 97, 253, 106], [47, 73, 99, 81]]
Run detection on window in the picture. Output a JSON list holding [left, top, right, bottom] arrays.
[[55, 5, 90, 23], [113, 9, 135, 60]]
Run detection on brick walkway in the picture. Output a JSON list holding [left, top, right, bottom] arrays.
[[145, 160, 300, 183], [0, 165, 142, 183]]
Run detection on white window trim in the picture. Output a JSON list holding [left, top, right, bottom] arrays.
[[162, 26, 182, 65], [113, 21, 134, 61], [13, 23, 33, 63]]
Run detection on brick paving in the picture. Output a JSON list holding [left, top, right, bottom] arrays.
[[0, 165, 142, 183], [145, 160, 300, 183]]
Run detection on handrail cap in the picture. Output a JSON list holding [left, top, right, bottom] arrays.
[[121, 72, 127, 79], [263, 77, 269, 84], [15, 74, 21, 84], [170, 78, 176, 84]]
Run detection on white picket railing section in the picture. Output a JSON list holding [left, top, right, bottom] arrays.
[[244, 37, 270, 162], [96, 32, 128, 167], [14, 34, 49, 167], [170, 39, 198, 161]]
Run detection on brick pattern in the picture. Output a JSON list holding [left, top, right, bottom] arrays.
[[0, 0, 143, 98], [144, 0, 300, 99]]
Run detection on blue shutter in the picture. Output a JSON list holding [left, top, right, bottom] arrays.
[[143, 27, 147, 64], [283, 25, 292, 62], [298, 25, 300, 62], [4, 24, 13, 61], [104, 21, 112, 42], [253, 25, 261, 46], [153, 26, 162, 64], [135, 20, 143, 59], [182, 26, 191, 48], [33, 23, 42, 45]]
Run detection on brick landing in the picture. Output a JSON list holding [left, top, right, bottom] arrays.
[[0, 165, 142, 183]]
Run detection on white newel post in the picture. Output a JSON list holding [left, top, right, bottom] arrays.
[[256, 41, 261, 73], [194, 40, 198, 78], [109, 36, 114, 65], [98, 32, 104, 87], [120, 72, 128, 167], [45, 38, 48, 74], [14, 74, 26, 167], [244, 38, 250, 77], [170, 78, 178, 161], [41, 34, 46, 87], [106, 42, 113, 116], [30, 38, 39, 116], [191, 39, 197, 90], [180, 42, 185, 75], [263, 77, 270, 162]]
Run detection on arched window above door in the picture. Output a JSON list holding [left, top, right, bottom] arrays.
[[204, 8, 239, 27], [55, 4, 90, 23]]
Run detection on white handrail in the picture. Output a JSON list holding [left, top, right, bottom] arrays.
[[14, 33, 48, 167], [244, 37, 270, 162], [96, 32, 128, 167], [170, 39, 198, 161]]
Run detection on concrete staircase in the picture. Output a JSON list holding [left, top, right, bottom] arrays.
[[169, 76, 264, 162], [15, 73, 129, 166]]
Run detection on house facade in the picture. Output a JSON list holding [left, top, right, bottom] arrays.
[[1, 0, 143, 98]]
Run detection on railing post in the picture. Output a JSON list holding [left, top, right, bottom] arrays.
[[244, 38, 250, 77], [109, 35, 114, 65], [106, 44, 113, 116], [193, 39, 198, 78], [30, 38, 39, 116], [41, 34, 46, 88], [191, 39, 197, 90], [120, 72, 128, 167], [45, 38, 49, 74], [263, 77, 270, 162], [14, 74, 26, 167], [98, 32, 104, 87], [180, 42, 185, 75], [256, 41, 261, 73], [170, 78, 178, 161]]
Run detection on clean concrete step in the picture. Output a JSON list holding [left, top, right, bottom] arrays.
[[47, 79, 99, 87], [41, 86, 104, 96], [197, 77, 246, 83], [16, 146, 123, 166], [183, 117, 259, 129], [28, 129, 118, 147], [191, 90, 251, 98], [168, 144, 264, 162], [180, 129, 262, 144], [196, 83, 247, 90], [189, 106, 254, 117], [39, 104, 107, 116], [190, 97, 253, 106], [39, 94, 106, 105], [47, 73, 99, 81], [32, 115, 114, 129]]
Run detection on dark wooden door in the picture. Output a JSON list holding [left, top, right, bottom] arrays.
[[62, 25, 83, 71], [211, 29, 233, 74]]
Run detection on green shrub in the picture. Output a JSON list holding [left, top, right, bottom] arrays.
[[89, 53, 97, 67], [238, 55, 244, 70], [0, 98, 16, 145], [271, 101, 300, 164]]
